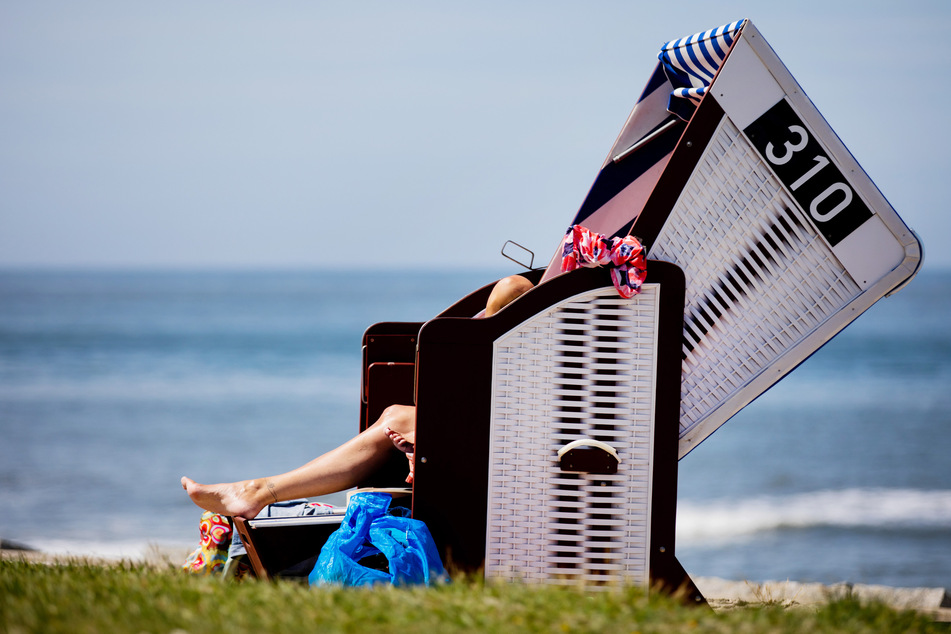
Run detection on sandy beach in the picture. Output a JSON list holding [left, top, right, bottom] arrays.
[[693, 576, 951, 621]]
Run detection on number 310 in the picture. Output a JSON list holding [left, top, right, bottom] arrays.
[[765, 125, 853, 222]]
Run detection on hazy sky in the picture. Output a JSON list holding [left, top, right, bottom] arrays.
[[2, 1, 947, 270]]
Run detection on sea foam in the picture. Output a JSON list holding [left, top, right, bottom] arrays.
[[676, 488, 951, 545]]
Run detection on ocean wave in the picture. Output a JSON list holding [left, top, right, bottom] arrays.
[[676, 488, 951, 545]]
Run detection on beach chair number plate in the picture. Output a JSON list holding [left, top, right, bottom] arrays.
[[744, 99, 873, 247]]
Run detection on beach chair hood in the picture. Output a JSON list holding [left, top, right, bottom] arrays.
[[542, 19, 922, 457]]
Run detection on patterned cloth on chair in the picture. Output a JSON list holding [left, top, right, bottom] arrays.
[[561, 225, 647, 298], [182, 511, 233, 575]]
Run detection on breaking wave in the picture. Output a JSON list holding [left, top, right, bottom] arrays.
[[677, 488, 951, 545]]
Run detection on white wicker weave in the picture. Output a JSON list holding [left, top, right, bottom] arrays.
[[650, 117, 863, 456], [485, 284, 661, 585]]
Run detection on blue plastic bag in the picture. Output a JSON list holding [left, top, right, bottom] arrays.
[[308, 492, 445, 587]]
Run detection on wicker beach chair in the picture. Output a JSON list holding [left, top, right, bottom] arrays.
[[234, 19, 921, 595], [236, 262, 696, 596]]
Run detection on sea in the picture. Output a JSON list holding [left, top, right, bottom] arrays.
[[1, 267, 948, 590]]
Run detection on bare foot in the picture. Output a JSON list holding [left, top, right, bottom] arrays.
[[180, 476, 270, 519], [384, 427, 415, 484]]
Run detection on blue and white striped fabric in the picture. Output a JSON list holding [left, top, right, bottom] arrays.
[[658, 20, 746, 119]]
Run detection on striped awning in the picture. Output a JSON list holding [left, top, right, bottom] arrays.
[[658, 20, 746, 120]]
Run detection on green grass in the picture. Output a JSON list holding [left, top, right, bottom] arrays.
[[0, 559, 943, 633]]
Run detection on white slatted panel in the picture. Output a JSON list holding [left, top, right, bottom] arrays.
[[485, 284, 661, 585], [649, 118, 861, 454]]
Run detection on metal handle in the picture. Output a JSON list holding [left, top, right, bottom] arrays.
[[557, 438, 619, 474]]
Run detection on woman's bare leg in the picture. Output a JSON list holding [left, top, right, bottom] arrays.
[[181, 404, 416, 518]]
